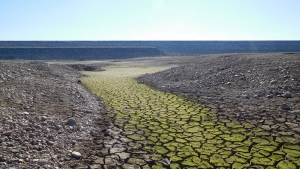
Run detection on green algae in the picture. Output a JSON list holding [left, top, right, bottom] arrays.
[[81, 65, 300, 168]]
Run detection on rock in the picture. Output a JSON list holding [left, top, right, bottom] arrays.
[[162, 158, 171, 166], [41, 116, 47, 121], [57, 144, 64, 149], [90, 130, 97, 136], [0, 156, 6, 162], [17, 122, 27, 126], [23, 112, 29, 115], [290, 110, 300, 114], [47, 141, 54, 145], [283, 92, 293, 98], [281, 104, 291, 110], [6, 142, 14, 147], [137, 80, 144, 84], [10, 149, 19, 153], [55, 125, 63, 130], [66, 118, 77, 126], [2, 131, 12, 136], [239, 76, 246, 80], [33, 159, 39, 163], [270, 80, 277, 84], [241, 94, 250, 99], [71, 151, 82, 158], [37, 159, 47, 166]]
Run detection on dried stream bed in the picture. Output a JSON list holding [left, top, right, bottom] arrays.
[[81, 65, 300, 169]]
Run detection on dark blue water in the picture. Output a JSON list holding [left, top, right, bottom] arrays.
[[0, 41, 300, 60]]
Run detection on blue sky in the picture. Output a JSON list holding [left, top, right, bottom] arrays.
[[0, 0, 299, 40]]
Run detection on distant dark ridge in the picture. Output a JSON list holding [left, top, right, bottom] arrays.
[[1, 41, 300, 56], [0, 47, 166, 60]]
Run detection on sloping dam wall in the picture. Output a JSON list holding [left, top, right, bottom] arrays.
[[0, 47, 166, 60]]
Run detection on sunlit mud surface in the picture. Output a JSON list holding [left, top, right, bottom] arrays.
[[81, 64, 300, 169]]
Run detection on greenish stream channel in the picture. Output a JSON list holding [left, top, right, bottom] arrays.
[[81, 65, 300, 169]]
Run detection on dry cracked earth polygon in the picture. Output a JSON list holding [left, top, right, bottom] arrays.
[[81, 65, 300, 169]]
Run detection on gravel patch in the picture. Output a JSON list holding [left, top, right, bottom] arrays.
[[138, 53, 300, 137], [0, 61, 114, 168]]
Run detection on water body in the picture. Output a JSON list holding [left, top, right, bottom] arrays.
[[0, 41, 300, 60]]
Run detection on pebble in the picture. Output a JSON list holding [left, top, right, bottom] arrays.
[[47, 141, 55, 145], [270, 80, 277, 84], [2, 131, 12, 136], [163, 158, 171, 166], [41, 116, 48, 121], [23, 112, 29, 115], [66, 118, 77, 126], [290, 110, 300, 114], [241, 94, 250, 99], [37, 159, 47, 166], [0, 156, 6, 162], [71, 151, 82, 158], [281, 104, 291, 110], [283, 92, 293, 98], [55, 125, 63, 130]]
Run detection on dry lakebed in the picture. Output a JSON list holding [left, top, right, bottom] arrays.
[[0, 53, 300, 169]]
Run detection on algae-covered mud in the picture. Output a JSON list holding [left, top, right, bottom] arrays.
[[81, 64, 300, 168]]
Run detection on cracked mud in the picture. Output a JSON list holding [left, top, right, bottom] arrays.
[[81, 65, 300, 169]]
